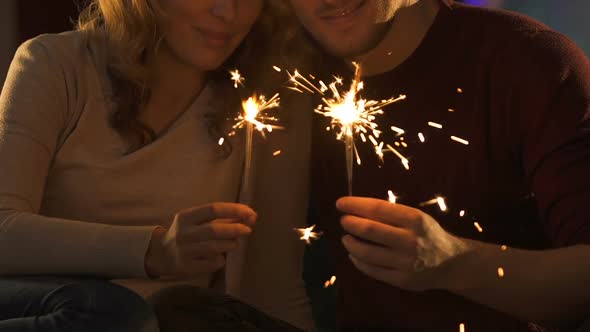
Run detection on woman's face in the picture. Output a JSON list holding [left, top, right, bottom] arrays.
[[159, 0, 263, 71]]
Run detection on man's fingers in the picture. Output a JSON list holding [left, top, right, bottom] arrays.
[[336, 196, 420, 228], [348, 255, 408, 287], [340, 215, 417, 252], [342, 235, 415, 270], [177, 203, 257, 226]]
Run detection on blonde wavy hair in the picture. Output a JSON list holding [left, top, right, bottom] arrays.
[[77, 0, 289, 154]]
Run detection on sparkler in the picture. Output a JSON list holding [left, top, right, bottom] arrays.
[[288, 63, 406, 195], [228, 69, 283, 198], [226, 70, 281, 297], [294, 225, 322, 245], [232, 93, 282, 200]]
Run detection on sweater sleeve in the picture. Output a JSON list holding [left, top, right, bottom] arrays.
[[0, 36, 157, 278], [509, 31, 590, 246]]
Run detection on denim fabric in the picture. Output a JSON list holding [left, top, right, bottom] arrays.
[[0, 277, 158, 332], [148, 285, 305, 332]]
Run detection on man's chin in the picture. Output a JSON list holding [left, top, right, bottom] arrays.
[[323, 41, 377, 59]]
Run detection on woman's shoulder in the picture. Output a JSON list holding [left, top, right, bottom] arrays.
[[15, 30, 104, 75], [20, 31, 94, 59]]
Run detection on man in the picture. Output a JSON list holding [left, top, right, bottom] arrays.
[[288, 0, 590, 331]]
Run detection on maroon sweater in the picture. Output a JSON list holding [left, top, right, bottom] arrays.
[[308, 3, 590, 332]]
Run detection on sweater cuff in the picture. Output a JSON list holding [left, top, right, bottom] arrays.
[[93, 225, 159, 278]]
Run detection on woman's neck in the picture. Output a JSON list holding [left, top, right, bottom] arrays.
[[148, 44, 207, 113]]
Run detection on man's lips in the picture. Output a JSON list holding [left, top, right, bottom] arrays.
[[319, 0, 366, 20]]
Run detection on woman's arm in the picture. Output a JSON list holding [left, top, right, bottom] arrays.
[[0, 36, 158, 278]]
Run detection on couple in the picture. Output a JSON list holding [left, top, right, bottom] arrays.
[[1, 0, 590, 331]]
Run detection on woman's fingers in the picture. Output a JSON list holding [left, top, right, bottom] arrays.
[[180, 239, 239, 258], [180, 222, 252, 243], [177, 203, 257, 227]]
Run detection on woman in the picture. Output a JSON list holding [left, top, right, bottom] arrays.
[[0, 0, 313, 331]]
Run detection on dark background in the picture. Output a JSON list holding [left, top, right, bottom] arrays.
[[2, 1, 590, 88]]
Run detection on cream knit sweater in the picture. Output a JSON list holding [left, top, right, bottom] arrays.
[[0, 31, 314, 330]]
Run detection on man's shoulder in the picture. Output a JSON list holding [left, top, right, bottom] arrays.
[[448, 4, 589, 80], [448, 3, 552, 36]]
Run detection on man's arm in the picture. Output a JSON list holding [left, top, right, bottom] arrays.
[[336, 197, 590, 326]]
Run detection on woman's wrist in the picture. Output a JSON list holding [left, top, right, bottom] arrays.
[[145, 226, 167, 278]]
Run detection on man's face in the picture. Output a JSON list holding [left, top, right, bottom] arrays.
[[289, 0, 403, 57]]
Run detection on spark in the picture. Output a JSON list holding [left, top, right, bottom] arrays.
[[501, 245, 508, 251], [391, 126, 405, 135], [428, 121, 443, 129], [420, 196, 447, 212], [294, 225, 322, 245], [451, 136, 470, 145], [437, 197, 448, 212], [375, 141, 385, 162], [459, 323, 466, 332], [388, 190, 397, 204], [457, 88, 463, 93], [288, 63, 406, 194], [459, 210, 465, 217], [218, 137, 225, 146], [324, 275, 337, 288], [474, 222, 484, 233], [497, 267, 505, 278], [386, 144, 410, 170], [418, 132, 425, 143], [229, 69, 244, 88], [448, 108, 455, 112], [273, 150, 282, 156], [273, 65, 282, 72]]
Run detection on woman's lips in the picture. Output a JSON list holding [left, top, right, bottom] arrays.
[[197, 27, 232, 47]]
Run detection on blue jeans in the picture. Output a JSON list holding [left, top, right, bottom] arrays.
[[0, 277, 158, 332], [147, 285, 305, 332], [0, 277, 304, 332]]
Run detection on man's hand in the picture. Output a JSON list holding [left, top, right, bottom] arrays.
[[337, 196, 470, 291]]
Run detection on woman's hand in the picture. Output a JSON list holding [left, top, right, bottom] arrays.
[[145, 202, 257, 278]]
